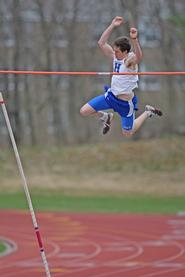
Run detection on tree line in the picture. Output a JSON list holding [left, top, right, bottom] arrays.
[[0, 0, 184, 145]]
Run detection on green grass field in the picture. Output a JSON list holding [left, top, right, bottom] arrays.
[[0, 192, 185, 214]]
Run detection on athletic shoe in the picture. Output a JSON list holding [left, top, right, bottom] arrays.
[[101, 112, 114, 135], [145, 105, 163, 117]]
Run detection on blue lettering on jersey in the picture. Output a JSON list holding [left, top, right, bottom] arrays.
[[114, 62, 122, 73]]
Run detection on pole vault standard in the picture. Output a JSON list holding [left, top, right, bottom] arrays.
[[0, 92, 51, 277], [0, 70, 184, 75]]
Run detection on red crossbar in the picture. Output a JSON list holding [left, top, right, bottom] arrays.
[[0, 70, 184, 76]]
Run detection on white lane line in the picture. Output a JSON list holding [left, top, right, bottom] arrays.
[[0, 237, 17, 258]]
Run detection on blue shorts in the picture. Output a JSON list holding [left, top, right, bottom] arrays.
[[88, 90, 138, 131]]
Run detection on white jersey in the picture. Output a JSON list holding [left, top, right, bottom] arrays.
[[111, 52, 138, 96]]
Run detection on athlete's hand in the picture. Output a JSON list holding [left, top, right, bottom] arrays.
[[130, 28, 138, 39], [111, 16, 124, 27]]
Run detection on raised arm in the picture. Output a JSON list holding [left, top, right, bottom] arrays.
[[129, 28, 143, 65], [98, 16, 124, 59], [125, 27, 143, 67]]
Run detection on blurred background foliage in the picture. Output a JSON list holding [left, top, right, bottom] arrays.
[[0, 0, 184, 146]]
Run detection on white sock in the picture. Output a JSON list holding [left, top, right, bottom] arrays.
[[99, 112, 108, 121]]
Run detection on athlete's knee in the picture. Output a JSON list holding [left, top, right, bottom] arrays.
[[80, 105, 89, 116], [80, 104, 94, 116], [121, 129, 134, 137]]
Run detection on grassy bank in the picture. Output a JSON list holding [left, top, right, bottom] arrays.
[[1, 136, 185, 197]]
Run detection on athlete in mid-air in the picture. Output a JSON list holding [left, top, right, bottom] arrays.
[[80, 16, 162, 136]]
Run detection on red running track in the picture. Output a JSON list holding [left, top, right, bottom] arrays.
[[0, 210, 185, 277]]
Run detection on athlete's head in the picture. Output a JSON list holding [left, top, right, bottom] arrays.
[[113, 36, 131, 59]]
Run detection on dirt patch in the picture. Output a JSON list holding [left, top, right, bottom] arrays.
[[1, 170, 185, 197]]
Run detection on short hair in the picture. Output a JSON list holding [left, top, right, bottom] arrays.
[[113, 36, 131, 53]]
